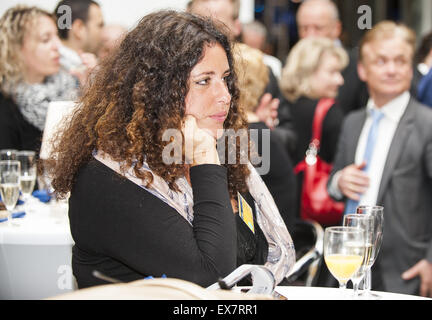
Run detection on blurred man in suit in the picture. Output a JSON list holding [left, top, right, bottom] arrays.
[[296, 0, 368, 115], [328, 21, 432, 296]]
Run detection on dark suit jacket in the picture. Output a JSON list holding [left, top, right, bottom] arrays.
[[328, 96, 432, 295], [336, 47, 369, 115]]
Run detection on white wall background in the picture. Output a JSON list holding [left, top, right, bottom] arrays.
[[0, 0, 254, 30]]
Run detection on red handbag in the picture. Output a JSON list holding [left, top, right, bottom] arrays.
[[294, 98, 344, 226]]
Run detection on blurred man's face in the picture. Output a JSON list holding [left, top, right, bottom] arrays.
[[97, 25, 126, 59], [297, 3, 341, 40], [82, 4, 104, 54], [242, 28, 265, 51], [358, 37, 413, 105], [189, 0, 241, 39]]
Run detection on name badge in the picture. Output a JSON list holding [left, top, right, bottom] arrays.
[[237, 192, 255, 234]]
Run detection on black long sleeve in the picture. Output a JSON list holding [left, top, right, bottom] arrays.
[[0, 92, 42, 151], [69, 159, 237, 288]]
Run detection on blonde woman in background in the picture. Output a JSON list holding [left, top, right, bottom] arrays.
[[0, 5, 78, 151], [280, 37, 348, 169], [234, 43, 297, 232], [280, 37, 348, 287]]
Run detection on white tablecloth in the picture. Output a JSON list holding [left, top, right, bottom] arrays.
[[274, 285, 431, 300], [0, 198, 75, 300]]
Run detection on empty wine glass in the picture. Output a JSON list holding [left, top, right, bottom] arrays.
[[0, 160, 21, 226], [324, 226, 366, 298], [356, 205, 384, 299], [343, 214, 375, 298]]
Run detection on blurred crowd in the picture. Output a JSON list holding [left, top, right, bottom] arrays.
[[0, 0, 431, 297]]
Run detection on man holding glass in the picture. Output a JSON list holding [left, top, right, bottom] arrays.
[[328, 21, 432, 297]]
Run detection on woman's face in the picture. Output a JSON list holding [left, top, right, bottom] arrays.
[[309, 51, 344, 99], [185, 43, 231, 138], [20, 15, 61, 83]]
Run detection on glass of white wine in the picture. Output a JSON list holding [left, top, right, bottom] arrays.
[[343, 214, 375, 298], [0, 160, 21, 226], [324, 226, 366, 298], [17, 151, 37, 202], [356, 205, 384, 299]]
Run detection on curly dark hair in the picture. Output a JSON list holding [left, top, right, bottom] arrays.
[[48, 10, 250, 199]]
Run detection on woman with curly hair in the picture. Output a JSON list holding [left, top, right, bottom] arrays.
[[0, 5, 78, 151], [47, 10, 295, 289]]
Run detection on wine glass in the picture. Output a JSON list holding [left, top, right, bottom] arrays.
[[0, 160, 21, 226], [343, 214, 375, 298], [356, 205, 384, 299], [17, 151, 37, 205], [324, 226, 366, 298]]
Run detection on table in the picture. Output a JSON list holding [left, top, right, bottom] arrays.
[[0, 198, 76, 300], [274, 285, 432, 300]]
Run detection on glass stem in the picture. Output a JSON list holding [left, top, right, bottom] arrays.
[[7, 210, 13, 227], [338, 281, 348, 300], [353, 281, 360, 297], [23, 194, 30, 215], [364, 267, 372, 293]]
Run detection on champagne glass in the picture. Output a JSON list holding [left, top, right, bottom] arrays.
[[343, 214, 375, 298], [324, 226, 366, 298], [0, 160, 21, 226], [17, 151, 37, 203], [356, 205, 384, 299]]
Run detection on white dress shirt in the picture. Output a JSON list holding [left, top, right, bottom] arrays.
[[330, 91, 410, 205]]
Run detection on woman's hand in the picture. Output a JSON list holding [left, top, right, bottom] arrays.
[[402, 259, 432, 297], [337, 162, 369, 200], [255, 93, 279, 129], [183, 115, 220, 166]]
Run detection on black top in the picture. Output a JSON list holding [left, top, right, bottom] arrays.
[[69, 159, 268, 289], [289, 96, 344, 165], [0, 92, 42, 151], [248, 121, 296, 232], [265, 67, 298, 157]]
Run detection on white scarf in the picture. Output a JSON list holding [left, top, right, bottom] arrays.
[[94, 151, 295, 284]]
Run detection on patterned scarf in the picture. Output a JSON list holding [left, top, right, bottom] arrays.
[[14, 71, 78, 131], [94, 151, 295, 284]]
